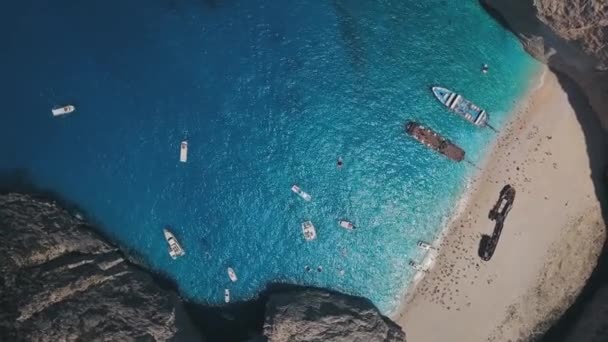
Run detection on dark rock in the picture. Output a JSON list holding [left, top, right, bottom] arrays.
[[263, 289, 406, 342], [0, 193, 201, 341], [0, 193, 406, 342], [481, 0, 608, 127]]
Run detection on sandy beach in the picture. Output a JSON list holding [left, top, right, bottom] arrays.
[[396, 68, 607, 342]]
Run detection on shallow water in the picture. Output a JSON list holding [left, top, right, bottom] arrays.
[[0, 0, 536, 312]]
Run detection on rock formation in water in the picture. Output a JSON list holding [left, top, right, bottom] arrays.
[[482, 0, 608, 126], [263, 289, 406, 342], [0, 193, 201, 341]]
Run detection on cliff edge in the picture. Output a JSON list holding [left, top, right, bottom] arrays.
[[482, 0, 608, 127], [0, 192, 406, 341], [0, 193, 200, 341], [264, 289, 406, 342]]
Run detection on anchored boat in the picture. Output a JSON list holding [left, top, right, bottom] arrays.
[[408, 260, 424, 272], [417, 240, 436, 251], [180, 141, 188, 163], [227, 267, 238, 282], [301, 220, 317, 241], [224, 289, 230, 303], [291, 185, 312, 202], [338, 220, 355, 230], [163, 227, 185, 260], [405, 121, 465, 162], [431, 86, 495, 131], [52, 105, 75, 117]]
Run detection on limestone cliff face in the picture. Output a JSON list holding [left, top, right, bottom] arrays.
[[0, 193, 406, 342], [482, 0, 608, 126], [0, 193, 200, 341], [263, 289, 406, 342]]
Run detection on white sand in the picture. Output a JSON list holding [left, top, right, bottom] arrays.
[[395, 69, 606, 342]]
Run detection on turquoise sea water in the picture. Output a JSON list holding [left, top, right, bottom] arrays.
[[0, 1, 536, 312]]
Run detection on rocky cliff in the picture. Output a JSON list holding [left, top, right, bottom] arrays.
[[0, 192, 405, 342], [482, 0, 608, 127], [0, 193, 200, 341], [263, 290, 406, 342]]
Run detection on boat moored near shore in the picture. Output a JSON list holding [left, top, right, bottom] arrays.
[[163, 227, 185, 260], [405, 121, 465, 162], [224, 289, 230, 303], [431, 86, 495, 131]]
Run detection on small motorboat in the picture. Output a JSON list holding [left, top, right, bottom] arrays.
[[227, 267, 238, 282], [180, 141, 188, 163], [163, 227, 185, 260], [417, 240, 436, 250], [291, 185, 312, 201], [408, 260, 424, 272], [224, 289, 230, 303], [52, 105, 75, 117], [301, 220, 317, 241], [338, 220, 355, 230]]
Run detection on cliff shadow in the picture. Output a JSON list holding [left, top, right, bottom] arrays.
[[539, 70, 608, 341]]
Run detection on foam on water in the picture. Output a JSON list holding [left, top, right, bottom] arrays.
[[0, 0, 537, 312]]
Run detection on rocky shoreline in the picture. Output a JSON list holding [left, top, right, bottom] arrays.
[[0, 193, 405, 341]]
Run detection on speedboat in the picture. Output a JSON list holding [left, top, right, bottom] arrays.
[[291, 185, 311, 201], [431, 86, 495, 131], [224, 289, 230, 303], [338, 220, 355, 230], [180, 141, 188, 163], [417, 240, 436, 250], [301, 221, 317, 241], [227, 267, 238, 282], [52, 105, 75, 117], [163, 228, 185, 260]]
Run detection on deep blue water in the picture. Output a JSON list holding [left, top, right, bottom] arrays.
[[0, 0, 536, 313]]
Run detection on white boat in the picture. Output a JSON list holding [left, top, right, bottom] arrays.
[[409, 260, 424, 272], [301, 220, 317, 241], [338, 220, 355, 230], [431, 86, 495, 131], [227, 267, 238, 282], [52, 105, 75, 117], [180, 141, 188, 163], [291, 185, 311, 201], [417, 240, 436, 250], [224, 289, 230, 303], [163, 228, 185, 260]]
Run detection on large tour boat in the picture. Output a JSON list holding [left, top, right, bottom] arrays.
[[431, 86, 495, 131], [405, 121, 465, 162]]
